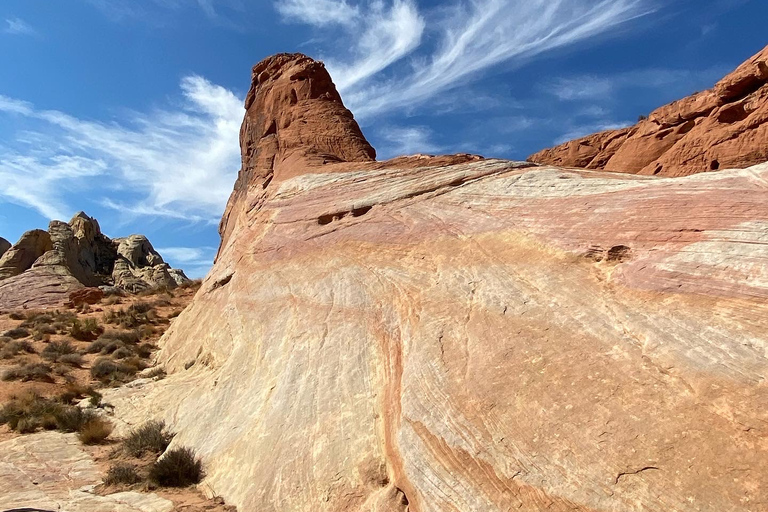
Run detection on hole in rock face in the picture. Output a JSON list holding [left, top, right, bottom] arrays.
[[606, 245, 632, 262], [351, 206, 372, 217], [653, 164, 663, 175], [263, 120, 277, 138], [318, 214, 335, 225], [289, 89, 298, 105], [710, 160, 720, 170]]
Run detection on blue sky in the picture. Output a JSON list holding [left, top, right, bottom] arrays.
[[1, 0, 766, 277]]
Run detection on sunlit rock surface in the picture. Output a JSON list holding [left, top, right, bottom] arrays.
[[106, 54, 768, 512]]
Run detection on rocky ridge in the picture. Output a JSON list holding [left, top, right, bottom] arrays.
[[529, 44, 768, 176], [0, 212, 189, 310], [102, 54, 768, 512]]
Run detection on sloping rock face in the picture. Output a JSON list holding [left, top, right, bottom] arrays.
[[0, 431, 174, 511], [529, 44, 768, 176], [0, 213, 190, 309], [107, 54, 768, 512]]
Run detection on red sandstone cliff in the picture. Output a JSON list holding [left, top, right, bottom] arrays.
[[529, 44, 768, 176]]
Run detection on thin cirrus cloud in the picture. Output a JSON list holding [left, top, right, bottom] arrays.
[[4, 17, 37, 36], [0, 76, 243, 223], [278, 0, 657, 119]]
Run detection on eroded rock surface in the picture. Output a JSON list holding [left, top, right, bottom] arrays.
[[529, 44, 768, 176], [105, 54, 768, 512], [0, 431, 173, 512], [0, 213, 190, 309]]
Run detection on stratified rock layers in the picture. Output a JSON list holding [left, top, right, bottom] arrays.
[[107, 54, 768, 512], [529, 45, 768, 177]]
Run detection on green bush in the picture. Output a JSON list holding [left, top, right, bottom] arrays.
[[70, 318, 104, 341], [149, 447, 204, 487]]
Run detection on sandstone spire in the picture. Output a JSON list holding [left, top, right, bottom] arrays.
[[218, 53, 375, 252]]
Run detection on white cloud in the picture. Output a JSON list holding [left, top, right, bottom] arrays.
[[311, 0, 656, 119], [4, 17, 36, 36], [374, 125, 442, 158], [0, 76, 243, 223], [325, 1, 425, 91], [543, 66, 729, 102], [276, 0, 360, 26]]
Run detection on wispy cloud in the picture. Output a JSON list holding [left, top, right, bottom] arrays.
[[4, 17, 36, 36], [276, 0, 360, 26], [280, 0, 655, 119], [543, 66, 729, 101], [0, 77, 243, 223], [374, 125, 443, 158]]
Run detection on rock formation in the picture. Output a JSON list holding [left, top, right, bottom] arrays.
[[0, 237, 10, 259], [529, 44, 768, 176], [104, 54, 768, 512], [0, 212, 190, 309]]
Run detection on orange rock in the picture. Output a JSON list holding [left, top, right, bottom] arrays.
[[530, 44, 768, 176], [67, 287, 104, 308]]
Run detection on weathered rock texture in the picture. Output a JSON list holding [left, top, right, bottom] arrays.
[[529, 44, 768, 176], [106, 54, 768, 512], [0, 212, 189, 309], [0, 431, 174, 512]]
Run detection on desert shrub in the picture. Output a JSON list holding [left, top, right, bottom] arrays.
[[9, 311, 26, 321], [85, 338, 110, 354], [638, 114, 648, 122], [70, 318, 104, 341], [103, 303, 156, 329], [78, 416, 113, 444], [123, 420, 174, 457], [2, 363, 54, 383], [53, 405, 97, 432], [112, 347, 134, 359], [135, 343, 154, 359], [3, 327, 30, 339], [0, 392, 62, 432], [168, 309, 183, 319], [60, 353, 85, 367], [104, 463, 142, 485], [20, 312, 54, 328], [101, 329, 140, 344], [58, 382, 97, 404], [103, 295, 122, 306], [149, 447, 204, 487], [144, 367, 166, 380], [138, 325, 155, 339], [90, 357, 138, 383], [100, 340, 125, 355], [42, 340, 77, 362], [0, 340, 35, 359]]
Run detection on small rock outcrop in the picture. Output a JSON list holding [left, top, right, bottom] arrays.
[[0, 212, 190, 309], [529, 44, 768, 176], [102, 53, 768, 512], [0, 237, 10, 259]]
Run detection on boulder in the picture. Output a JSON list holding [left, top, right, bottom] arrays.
[[0, 229, 53, 280], [529, 44, 768, 176], [103, 54, 768, 512], [67, 287, 105, 308]]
